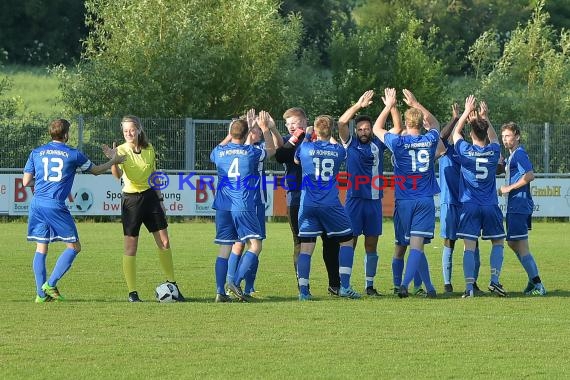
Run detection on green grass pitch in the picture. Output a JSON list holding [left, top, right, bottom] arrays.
[[1, 221, 569, 378]]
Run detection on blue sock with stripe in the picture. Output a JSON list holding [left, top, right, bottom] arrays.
[[520, 253, 539, 279], [364, 252, 378, 288], [297, 253, 312, 296], [339, 245, 354, 288]]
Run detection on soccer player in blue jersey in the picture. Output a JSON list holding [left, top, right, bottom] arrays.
[[373, 88, 440, 299], [23, 119, 125, 302], [498, 122, 546, 295], [338, 90, 402, 296], [453, 96, 506, 298], [437, 104, 482, 294], [210, 112, 276, 302], [294, 115, 361, 300], [227, 109, 283, 298], [275, 107, 342, 296]]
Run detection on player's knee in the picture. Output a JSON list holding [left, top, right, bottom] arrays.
[[70, 242, 81, 254], [299, 236, 317, 243], [336, 234, 353, 244]]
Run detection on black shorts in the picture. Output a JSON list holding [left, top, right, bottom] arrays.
[[121, 189, 168, 237]]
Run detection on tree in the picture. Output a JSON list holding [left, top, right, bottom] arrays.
[[56, 0, 303, 118]]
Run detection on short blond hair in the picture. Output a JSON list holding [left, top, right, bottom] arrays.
[[404, 108, 423, 130]]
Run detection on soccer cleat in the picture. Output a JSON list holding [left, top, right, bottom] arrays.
[[215, 293, 232, 303], [327, 286, 340, 296], [462, 289, 474, 298], [227, 282, 246, 302], [488, 282, 507, 297], [41, 282, 64, 301], [529, 283, 547, 296], [35, 295, 53, 303], [128, 291, 143, 302], [425, 290, 437, 298], [365, 287, 382, 297], [523, 281, 535, 294], [339, 286, 362, 299], [472, 282, 485, 296], [393, 287, 400, 295], [413, 287, 425, 296], [444, 284, 454, 293], [167, 281, 186, 302], [298, 293, 313, 301], [397, 286, 409, 299]]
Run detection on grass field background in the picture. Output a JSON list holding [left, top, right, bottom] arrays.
[[1, 220, 569, 379], [0, 64, 63, 116]]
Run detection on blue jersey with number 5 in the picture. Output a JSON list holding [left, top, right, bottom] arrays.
[[24, 141, 93, 203], [384, 130, 440, 200], [455, 140, 501, 205], [295, 140, 346, 207]]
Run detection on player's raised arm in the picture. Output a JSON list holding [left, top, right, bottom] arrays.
[[338, 90, 374, 143], [453, 95, 476, 145], [258, 110, 276, 158], [92, 144, 126, 175], [373, 88, 397, 143], [403, 89, 440, 131], [479, 101, 499, 144]]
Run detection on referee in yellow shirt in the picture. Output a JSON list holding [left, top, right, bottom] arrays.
[[107, 115, 185, 302]]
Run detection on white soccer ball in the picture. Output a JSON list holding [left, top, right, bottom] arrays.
[[73, 188, 94, 212], [155, 282, 179, 303]]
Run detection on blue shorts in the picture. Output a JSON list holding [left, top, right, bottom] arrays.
[[439, 203, 459, 240], [393, 198, 435, 246], [345, 197, 382, 237], [457, 203, 505, 241], [298, 205, 352, 238], [214, 210, 262, 245], [506, 213, 531, 241], [27, 198, 79, 243]]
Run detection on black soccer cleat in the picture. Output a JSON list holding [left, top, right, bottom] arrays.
[[327, 286, 340, 296], [167, 281, 186, 302], [488, 282, 507, 297], [128, 291, 143, 302], [444, 284, 454, 293], [365, 287, 382, 297], [398, 286, 409, 299]]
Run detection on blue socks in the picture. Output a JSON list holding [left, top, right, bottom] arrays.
[[339, 245, 354, 289], [234, 251, 257, 285], [520, 253, 539, 280], [392, 257, 404, 288], [474, 245, 481, 282], [297, 253, 312, 296], [401, 249, 422, 288], [364, 252, 378, 288], [226, 252, 240, 285], [48, 248, 78, 287], [413, 271, 422, 289], [215, 257, 228, 294], [442, 246, 453, 284], [417, 253, 435, 292], [490, 245, 504, 284], [244, 256, 259, 294], [33, 252, 47, 297], [463, 250, 475, 292]]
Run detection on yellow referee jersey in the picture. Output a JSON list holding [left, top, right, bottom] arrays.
[[117, 143, 156, 193]]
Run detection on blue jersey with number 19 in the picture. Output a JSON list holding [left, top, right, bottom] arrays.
[[24, 141, 93, 203], [455, 140, 501, 205], [295, 140, 346, 207], [384, 130, 440, 200], [210, 142, 265, 211]]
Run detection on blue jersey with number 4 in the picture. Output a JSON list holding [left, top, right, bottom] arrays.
[[455, 140, 501, 205], [24, 141, 93, 203], [210, 142, 265, 211], [295, 140, 346, 207], [384, 130, 440, 200]]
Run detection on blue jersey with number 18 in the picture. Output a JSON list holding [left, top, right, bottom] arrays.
[[384, 130, 440, 200], [295, 140, 346, 207], [24, 141, 93, 204]]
